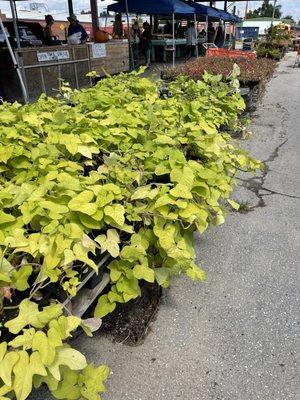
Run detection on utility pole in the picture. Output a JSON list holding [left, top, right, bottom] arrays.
[[244, 0, 248, 19], [271, 0, 277, 26]]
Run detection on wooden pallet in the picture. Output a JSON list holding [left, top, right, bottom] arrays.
[[63, 254, 111, 318]]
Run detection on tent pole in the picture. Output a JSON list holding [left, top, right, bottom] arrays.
[[194, 13, 198, 58], [172, 12, 175, 67], [90, 0, 99, 37], [67, 0, 74, 16], [233, 22, 236, 49], [9, 0, 21, 49], [125, 0, 135, 70], [0, 16, 28, 103], [206, 15, 208, 42]]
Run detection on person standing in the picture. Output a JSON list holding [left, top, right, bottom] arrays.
[[215, 22, 224, 47], [131, 20, 140, 43], [164, 20, 172, 35], [140, 22, 152, 67], [67, 14, 88, 44], [113, 13, 123, 38], [207, 21, 216, 43], [186, 21, 197, 60], [44, 14, 55, 45], [130, 20, 141, 68]]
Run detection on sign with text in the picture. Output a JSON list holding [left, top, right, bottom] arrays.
[[92, 43, 107, 59], [37, 50, 70, 62]]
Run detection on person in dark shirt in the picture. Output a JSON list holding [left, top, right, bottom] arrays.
[[215, 23, 224, 47], [67, 14, 88, 44], [140, 21, 152, 67], [207, 21, 216, 43], [164, 20, 172, 35], [113, 13, 123, 38]]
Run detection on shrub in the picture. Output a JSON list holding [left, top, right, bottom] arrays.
[[163, 57, 277, 84], [266, 24, 291, 47], [255, 25, 290, 60], [0, 69, 261, 400], [256, 44, 283, 60]]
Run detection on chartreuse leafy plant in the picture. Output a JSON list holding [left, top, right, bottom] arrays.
[[0, 68, 261, 399], [0, 299, 109, 400]]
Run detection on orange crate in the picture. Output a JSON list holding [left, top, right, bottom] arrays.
[[206, 48, 228, 57], [207, 48, 256, 59], [228, 49, 256, 59]]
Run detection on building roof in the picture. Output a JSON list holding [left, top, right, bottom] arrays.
[[244, 17, 283, 21]]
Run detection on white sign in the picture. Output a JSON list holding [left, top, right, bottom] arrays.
[[92, 43, 107, 59], [37, 50, 70, 62]]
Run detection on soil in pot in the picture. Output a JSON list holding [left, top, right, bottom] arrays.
[[98, 282, 162, 346]]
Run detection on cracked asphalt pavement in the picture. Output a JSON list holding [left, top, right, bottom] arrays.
[[31, 53, 299, 400]]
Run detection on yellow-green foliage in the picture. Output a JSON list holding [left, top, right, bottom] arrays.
[[0, 70, 261, 399], [0, 300, 108, 400]]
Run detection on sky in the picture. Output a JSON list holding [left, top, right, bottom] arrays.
[[0, 0, 299, 20]]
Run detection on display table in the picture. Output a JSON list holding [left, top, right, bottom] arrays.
[[151, 38, 206, 62], [151, 38, 185, 62]]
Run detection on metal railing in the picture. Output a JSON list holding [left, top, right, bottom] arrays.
[[15, 45, 92, 102]]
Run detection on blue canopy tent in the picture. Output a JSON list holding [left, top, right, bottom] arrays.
[[184, 2, 221, 21], [210, 8, 241, 47], [183, 1, 240, 46], [211, 8, 242, 46], [231, 14, 242, 23], [213, 8, 241, 23], [107, 0, 240, 65], [108, 0, 197, 66], [183, 2, 240, 22], [184, 1, 221, 45], [107, 0, 195, 15]]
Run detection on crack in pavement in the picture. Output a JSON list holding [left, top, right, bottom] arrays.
[[274, 103, 290, 139], [238, 177, 300, 202], [236, 96, 299, 211], [264, 138, 288, 164], [238, 138, 300, 210]]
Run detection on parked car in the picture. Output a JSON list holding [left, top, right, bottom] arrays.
[[243, 37, 255, 51], [18, 25, 42, 46], [3, 23, 42, 47]]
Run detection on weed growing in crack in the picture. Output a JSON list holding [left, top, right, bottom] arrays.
[[236, 201, 252, 214]]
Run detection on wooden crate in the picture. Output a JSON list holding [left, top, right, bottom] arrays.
[[0, 41, 130, 103], [89, 40, 130, 76], [17, 45, 90, 102]]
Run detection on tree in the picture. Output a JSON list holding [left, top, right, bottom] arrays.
[[282, 15, 294, 22], [246, 0, 282, 19]]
